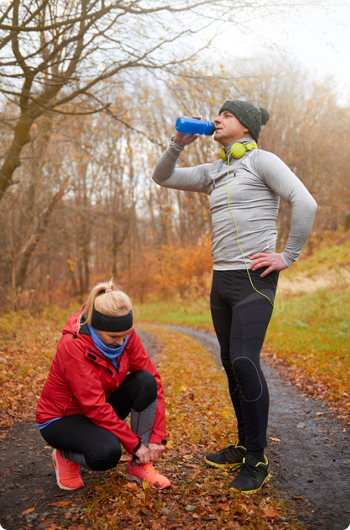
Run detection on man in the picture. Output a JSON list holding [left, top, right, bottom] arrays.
[[152, 100, 317, 494]]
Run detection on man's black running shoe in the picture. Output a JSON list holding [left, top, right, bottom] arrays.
[[204, 442, 246, 469], [229, 454, 270, 494]]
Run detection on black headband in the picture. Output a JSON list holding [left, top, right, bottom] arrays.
[[91, 308, 133, 332]]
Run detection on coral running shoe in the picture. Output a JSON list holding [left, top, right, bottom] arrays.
[[127, 458, 171, 489], [52, 449, 84, 490]]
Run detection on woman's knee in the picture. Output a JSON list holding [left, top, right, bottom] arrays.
[[131, 370, 157, 403], [85, 439, 122, 471]]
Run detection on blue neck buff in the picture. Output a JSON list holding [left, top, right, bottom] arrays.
[[89, 325, 127, 368]]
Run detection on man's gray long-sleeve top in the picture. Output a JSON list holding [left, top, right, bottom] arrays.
[[152, 139, 317, 270]]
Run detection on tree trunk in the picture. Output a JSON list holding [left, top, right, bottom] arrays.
[[15, 176, 69, 290]]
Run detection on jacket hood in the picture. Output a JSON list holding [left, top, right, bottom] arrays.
[[62, 311, 88, 337]]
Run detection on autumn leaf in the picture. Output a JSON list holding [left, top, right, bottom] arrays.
[[263, 506, 278, 519], [48, 501, 73, 507], [126, 482, 138, 492], [267, 436, 281, 442], [22, 507, 35, 515]]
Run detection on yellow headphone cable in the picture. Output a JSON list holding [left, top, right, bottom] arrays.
[[225, 153, 284, 312]]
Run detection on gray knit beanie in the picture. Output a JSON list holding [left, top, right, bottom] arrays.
[[218, 100, 270, 142]]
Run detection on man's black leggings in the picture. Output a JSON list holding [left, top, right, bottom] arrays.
[[210, 268, 279, 451], [40, 370, 157, 471]]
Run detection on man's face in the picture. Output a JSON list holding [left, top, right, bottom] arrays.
[[213, 111, 251, 146]]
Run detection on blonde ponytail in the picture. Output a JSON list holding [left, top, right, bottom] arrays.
[[79, 280, 132, 328]]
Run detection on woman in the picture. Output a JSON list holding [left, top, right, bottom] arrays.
[[36, 281, 170, 490]]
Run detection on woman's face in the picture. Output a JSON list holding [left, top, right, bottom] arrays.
[[95, 328, 131, 347]]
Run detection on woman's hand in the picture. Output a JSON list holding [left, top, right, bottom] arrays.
[[173, 115, 202, 147], [134, 444, 150, 465], [250, 252, 288, 277], [148, 443, 165, 462]]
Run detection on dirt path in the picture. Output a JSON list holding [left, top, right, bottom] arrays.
[[0, 327, 349, 530], [150, 325, 350, 530]]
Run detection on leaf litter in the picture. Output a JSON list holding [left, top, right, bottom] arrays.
[[0, 313, 305, 529], [84, 325, 305, 530]]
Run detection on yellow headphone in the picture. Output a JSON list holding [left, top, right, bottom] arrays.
[[220, 141, 257, 161]]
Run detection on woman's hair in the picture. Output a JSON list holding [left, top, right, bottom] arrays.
[[79, 280, 132, 328]]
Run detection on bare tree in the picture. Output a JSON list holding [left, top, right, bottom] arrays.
[[1, 0, 324, 201], [0, 0, 227, 199]]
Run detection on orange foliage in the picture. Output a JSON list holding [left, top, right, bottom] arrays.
[[125, 236, 213, 301]]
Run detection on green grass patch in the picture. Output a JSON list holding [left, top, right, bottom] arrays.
[[135, 297, 213, 331], [283, 239, 350, 279], [266, 288, 350, 400]]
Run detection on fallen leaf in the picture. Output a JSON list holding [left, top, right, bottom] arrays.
[[220, 503, 230, 511], [22, 507, 35, 515], [126, 482, 138, 492], [34, 489, 44, 494], [267, 436, 281, 442], [48, 501, 73, 507], [263, 506, 278, 518], [120, 455, 130, 462]]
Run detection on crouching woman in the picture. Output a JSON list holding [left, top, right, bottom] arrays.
[[36, 281, 170, 490]]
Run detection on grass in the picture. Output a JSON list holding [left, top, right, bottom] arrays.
[[265, 288, 350, 407], [136, 298, 213, 331], [282, 239, 350, 279]]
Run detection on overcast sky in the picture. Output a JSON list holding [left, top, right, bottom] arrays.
[[208, 1, 350, 101]]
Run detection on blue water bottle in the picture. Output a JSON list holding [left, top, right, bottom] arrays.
[[175, 117, 216, 136]]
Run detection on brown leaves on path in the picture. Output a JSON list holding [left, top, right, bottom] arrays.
[[0, 308, 74, 429], [84, 326, 303, 530], [262, 348, 350, 426]]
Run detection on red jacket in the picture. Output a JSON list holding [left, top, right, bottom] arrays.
[[36, 313, 166, 455]]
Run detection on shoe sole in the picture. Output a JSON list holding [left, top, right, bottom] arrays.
[[204, 456, 242, 469], [52, 449, 84, 491], [229, 472, 270, 495]]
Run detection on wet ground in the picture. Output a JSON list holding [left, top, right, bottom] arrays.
[[0, 326, 349, 530]]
